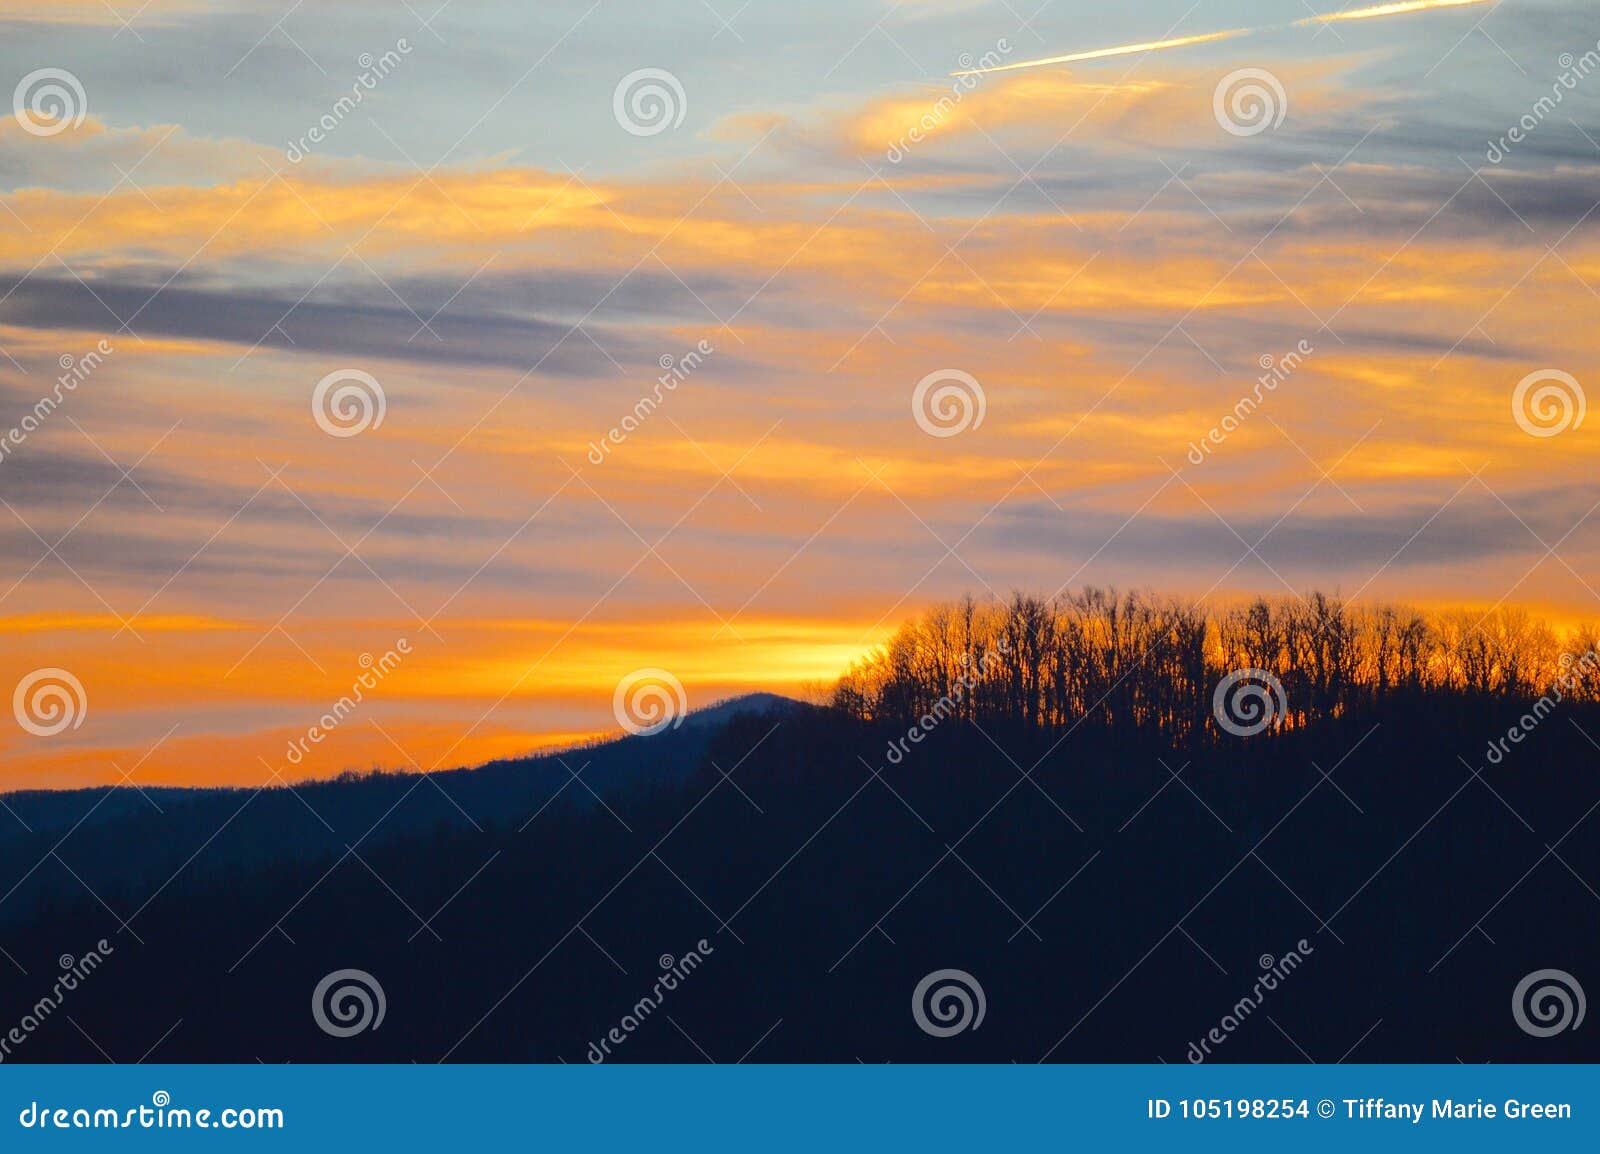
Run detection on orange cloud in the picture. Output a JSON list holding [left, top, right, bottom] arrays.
[[837, 59, 1357, 162]]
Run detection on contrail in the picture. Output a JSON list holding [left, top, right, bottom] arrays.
[[1295, 0, 1491, 25], [951, 0, 1492, 76], [949, 29, 1250, 77]]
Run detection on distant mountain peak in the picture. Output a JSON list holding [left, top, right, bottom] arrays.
[[677, 691, 807, 730]]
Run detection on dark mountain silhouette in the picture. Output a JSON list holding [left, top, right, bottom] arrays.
[[0, 695, 798, 929], [678, 692, 806, 730], [1, 592, 1596, 1064]]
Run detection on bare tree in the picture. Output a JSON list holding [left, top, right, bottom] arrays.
[[831, 588, 1586, 739]]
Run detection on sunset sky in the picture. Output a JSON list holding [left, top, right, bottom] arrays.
[[2, 0, 1598, 788]]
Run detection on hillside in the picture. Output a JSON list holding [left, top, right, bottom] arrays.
[[0, 688, 1594, 1063]]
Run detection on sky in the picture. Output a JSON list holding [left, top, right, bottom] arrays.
[[1, 0, 1598, 788]]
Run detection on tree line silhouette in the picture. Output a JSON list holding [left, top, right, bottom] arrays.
[[832, 588, 1600, 741]]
